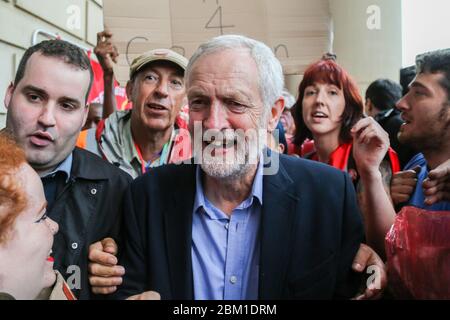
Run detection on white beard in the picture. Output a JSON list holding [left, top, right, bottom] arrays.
[[200, 151, 253, 179], [200, 130, 264, 179], [192, 113, 268, 179]]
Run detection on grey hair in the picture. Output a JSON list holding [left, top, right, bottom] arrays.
[[281, 89, 296, 109], [186, 35, 284, 110]]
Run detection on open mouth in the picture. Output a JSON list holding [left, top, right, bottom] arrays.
[[46, 249, 54, 262], [30, 131, 54, 147], [312, 111, 328, 118], [146, 103, 167, 111], [205, 137, 236, 149], [401, 113, 412, 125]]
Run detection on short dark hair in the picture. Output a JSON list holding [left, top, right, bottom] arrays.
[[415, 48, 450, 103], [292, 58, 363, 147], [14, 39, 93, 104], [399, 65, 415, 96], [365, 79, 402, 112]]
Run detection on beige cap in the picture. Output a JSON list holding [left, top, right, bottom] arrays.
[[129, 48, 188, 78]]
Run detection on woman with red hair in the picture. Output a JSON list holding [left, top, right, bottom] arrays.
[[291, 56, 400, 258], [0, 133, 75, 300]]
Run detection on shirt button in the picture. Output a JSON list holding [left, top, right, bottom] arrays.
[[225, 223, 229, 230], [230, 276, 237, 284], [90, 188, 97, 195], [71, 242, 78, 250]]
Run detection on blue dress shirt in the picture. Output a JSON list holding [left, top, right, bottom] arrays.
[[192, 161, 263, 300]]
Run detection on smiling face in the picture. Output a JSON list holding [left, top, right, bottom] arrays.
[[396, 72, 450, 151], [128, 61, 186, 134], [187, 48, 267, 178], [4, 53, 90, 175], [302, 82, 346, 140], [0, 163, 58, 300]]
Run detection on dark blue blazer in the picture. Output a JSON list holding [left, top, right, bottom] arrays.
[[115, 153, 364, 299]]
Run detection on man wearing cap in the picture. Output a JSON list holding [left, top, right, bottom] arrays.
[[83, 32, 190, 179]]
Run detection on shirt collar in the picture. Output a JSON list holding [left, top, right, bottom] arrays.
[[40, 152, 73, 183], [193, 155, 264, 217], [129, 124, 176, 168]]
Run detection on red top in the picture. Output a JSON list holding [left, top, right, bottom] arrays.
[[290, 140, 400, 175]]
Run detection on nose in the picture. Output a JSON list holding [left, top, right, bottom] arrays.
[[46, 217, 59, 235], [315, 89, 326, 105], [38, 105, 57, 127], [202, 101, 229, 131], [395, 95, 408, 112], [154, 78, 169, 98]]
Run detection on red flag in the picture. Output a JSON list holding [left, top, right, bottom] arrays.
[[87, 52, 132, 110]]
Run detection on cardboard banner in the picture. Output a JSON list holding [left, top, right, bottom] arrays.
[[103, 0, 332, 85]]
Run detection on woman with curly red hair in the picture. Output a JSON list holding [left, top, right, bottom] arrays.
[[291, 57, 400, 258], [0, 133, 74, 300]]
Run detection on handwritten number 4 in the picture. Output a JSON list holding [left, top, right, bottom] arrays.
[[205, 6, 235, 35]]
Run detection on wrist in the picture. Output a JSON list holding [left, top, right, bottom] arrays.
[[358, 168, 382, 182], [103, 72, 114, 81]]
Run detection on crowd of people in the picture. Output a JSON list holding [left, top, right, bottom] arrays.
[[0, 29, 448, 300]]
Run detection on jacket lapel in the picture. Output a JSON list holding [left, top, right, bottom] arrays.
[[161, 155, 300, 299], [259, 154, 299, 299], [164, 163, 196, 299]]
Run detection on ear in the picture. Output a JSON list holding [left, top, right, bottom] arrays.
[[267, 96, 285, 133], [126, 79, 134, 101], [4, 82, 15, 110], [81, 103, 90, 129], [278, 143, 285, 154], [365, 98, 372, 114]]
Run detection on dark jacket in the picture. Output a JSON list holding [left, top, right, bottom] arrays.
[[115, 153, 364, 299], [48, 147, 132, 300]]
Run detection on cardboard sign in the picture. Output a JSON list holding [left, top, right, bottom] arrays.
[[103, 0, 332, 85]]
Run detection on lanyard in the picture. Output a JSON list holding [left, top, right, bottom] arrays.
[[133, 132, 174, 174], [133, 140, 151, 174]]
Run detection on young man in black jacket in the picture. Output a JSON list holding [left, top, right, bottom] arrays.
[[3, 39, 132, 299]]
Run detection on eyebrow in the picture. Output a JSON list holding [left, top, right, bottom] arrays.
[[59, 96, 82, 107], [187, 90, 251, 103], [22, 85, 82, 106], [307, 83, 339, 89], [141, 67, 184, 78], [22, 85, 49, 99], [219, 91, 253, 104], [410, 81, 430, 92], [187, 88, 209, 98]]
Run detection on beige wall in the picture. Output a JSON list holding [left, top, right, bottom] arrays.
[[0, 0, 404, 126], [103, 0, 332, 86], [0, 0, 103, 128], [284, 0, 403, 102], [329, 0, 403, 97]]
